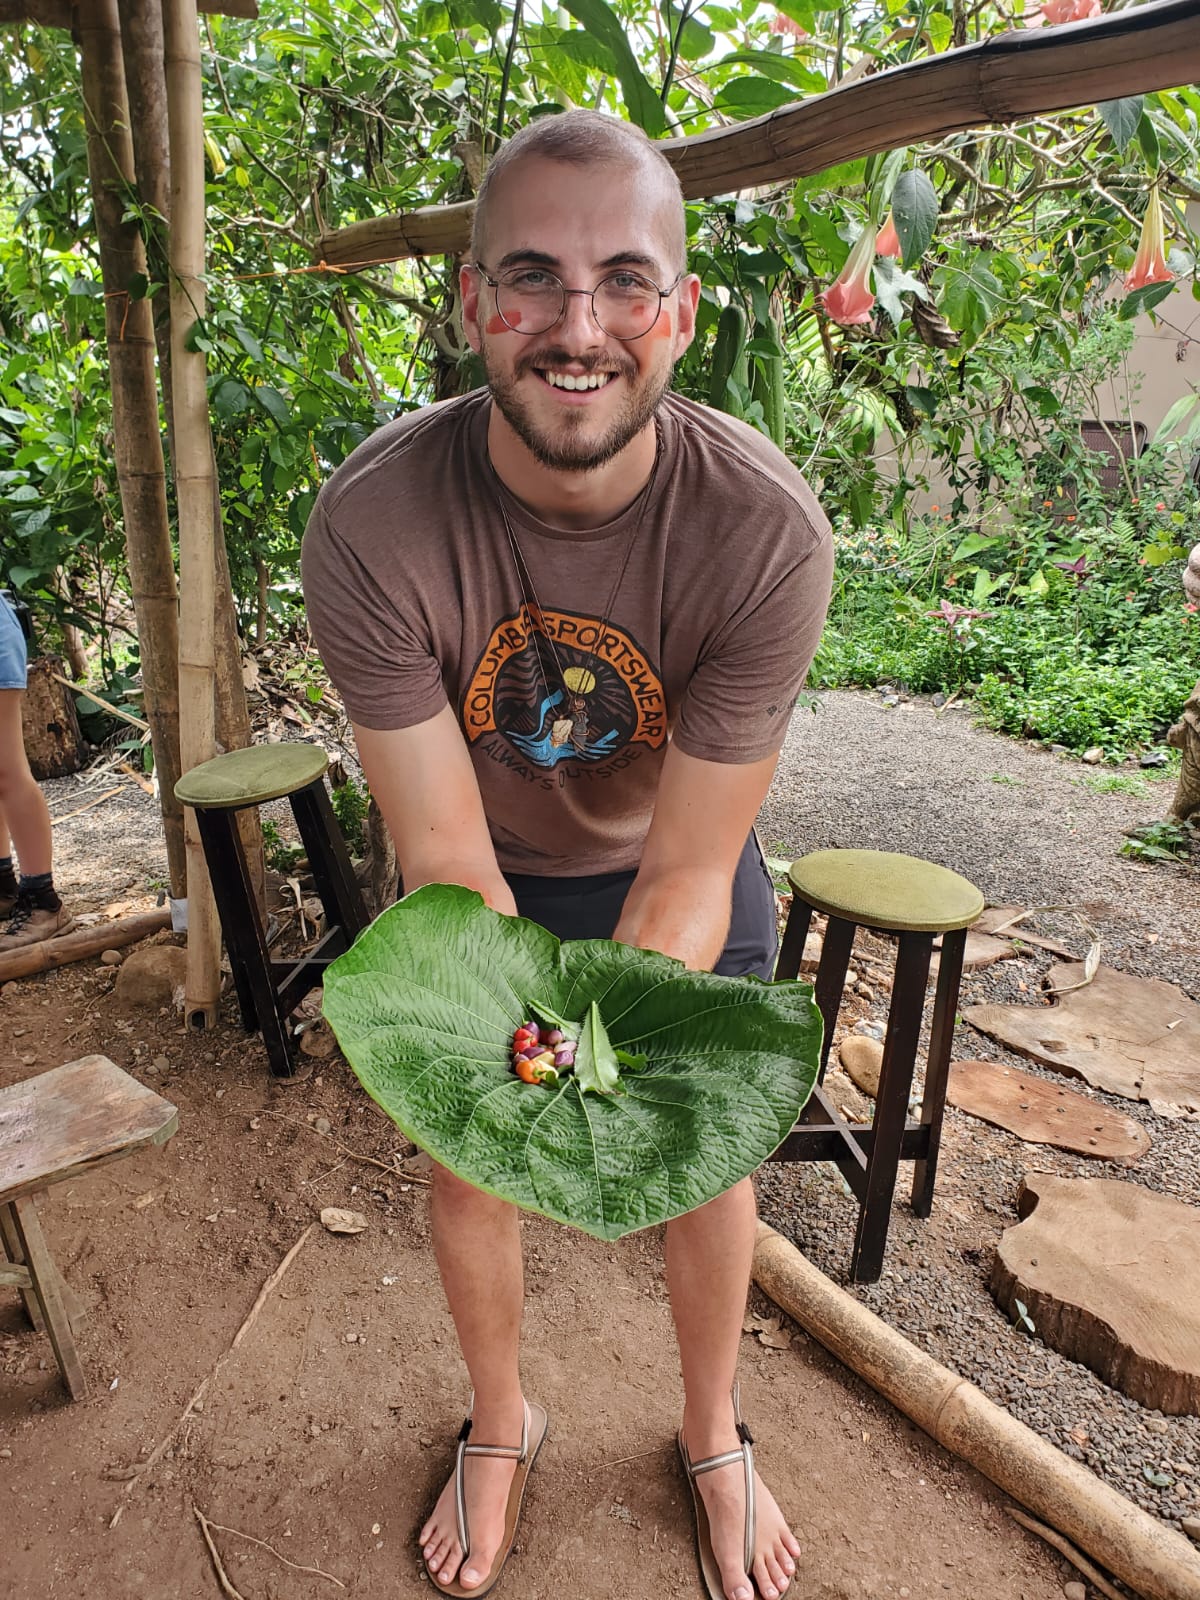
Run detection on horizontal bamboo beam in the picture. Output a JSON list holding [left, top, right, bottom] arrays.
[[317, 0, 1200, 268], [0, 0, 255, 25]]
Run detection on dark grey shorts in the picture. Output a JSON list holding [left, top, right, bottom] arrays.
[[502, 831, 778, 979]]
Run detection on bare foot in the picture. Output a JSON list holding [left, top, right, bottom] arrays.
[[683, 1418, 800, 1600], [419, 1399, 527, 1592]]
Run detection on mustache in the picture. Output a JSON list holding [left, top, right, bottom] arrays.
[[515, 347, 637, 381]]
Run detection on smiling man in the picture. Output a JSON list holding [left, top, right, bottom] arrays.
[[302, 111, 832, 1600]]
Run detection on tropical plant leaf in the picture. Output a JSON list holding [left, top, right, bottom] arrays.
[[558, 0, 666, 135], [323, 884, 822, 1240], [1097, 96, 1142, 153]]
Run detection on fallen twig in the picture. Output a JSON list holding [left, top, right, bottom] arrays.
[[50, 670, 150, 732], [195, 1508, 346, 1588], [261, 1110, 430, 1185], [50, 786, 124, 826], [592, 1444, 671, 1470], [111, 1226, 314, 1518], [933, 689, 961, 716], [193, 1505, 249, 1600], [1006, 1505, 1134, 1600]]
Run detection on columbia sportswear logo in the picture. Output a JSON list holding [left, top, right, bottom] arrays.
[[461, 605, 667, 778]]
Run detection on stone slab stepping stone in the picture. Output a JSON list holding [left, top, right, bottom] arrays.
[[947, 1059, 1150, 1164], [963, 961, 1200, 1114], [991, 1172, 1200, 1415]]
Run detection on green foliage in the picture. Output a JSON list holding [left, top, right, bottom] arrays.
[[330, 773, 369, 857], [260, 818, 306, 873], [1119, 819, 1194, 863], [323, 883, 822, 1240]]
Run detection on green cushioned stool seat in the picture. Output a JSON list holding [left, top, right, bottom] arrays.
[[772, 847, 984, 1284], [173, 744, 366, 1078], [174, 743, 328, 810], [788, 849, 984, 935]]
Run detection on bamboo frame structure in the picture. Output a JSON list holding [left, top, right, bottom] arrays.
[[164, 0, 221, 1027], [316, 0, 1200, 268], [75, 0, 187, 896]]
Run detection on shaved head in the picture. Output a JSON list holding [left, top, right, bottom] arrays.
[[470, 110, 687, 277]]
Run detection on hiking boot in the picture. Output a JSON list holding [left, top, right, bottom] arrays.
[[0, 889, 17, 921], [0, 896, 76, 950]]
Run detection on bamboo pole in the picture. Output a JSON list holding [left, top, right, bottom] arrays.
[[163, 0, 220, 1028], [117, 0, 264, 913], [316, 0, 1200, 267], [752, 1223, 1200, 1600], [74, 0, 186, 897]]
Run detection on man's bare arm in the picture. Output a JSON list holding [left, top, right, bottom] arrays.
[[613, 745, 779, 971], [353, 707, 517, 916]]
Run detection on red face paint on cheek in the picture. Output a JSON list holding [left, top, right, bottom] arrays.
[[484, 313, 512, 335], [648, 308, 673, 340]]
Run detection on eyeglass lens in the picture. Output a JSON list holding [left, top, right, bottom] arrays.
[[496, 273, 663, 339]]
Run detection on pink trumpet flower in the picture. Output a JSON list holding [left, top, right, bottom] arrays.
[[1025, 0, 1101, 24], [820, 225, 878, 326], [769, 12, 808, 38], [876, 213, 902, 260], [1125, 187, 1174, 294]]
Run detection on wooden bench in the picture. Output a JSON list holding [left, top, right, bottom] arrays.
[[0, 1055, 178, 1400]]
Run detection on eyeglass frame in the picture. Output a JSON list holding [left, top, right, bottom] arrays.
[[471, 261, 686, 342]]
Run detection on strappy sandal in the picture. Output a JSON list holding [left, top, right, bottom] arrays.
[[424, 1396, 549, 1599], [678, 1381, 759, 1600]]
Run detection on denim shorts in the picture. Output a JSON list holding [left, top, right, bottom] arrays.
[[502, 830, 779, 980], [0, 598, 27, 690]]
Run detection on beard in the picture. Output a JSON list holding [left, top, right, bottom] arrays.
[[481, 343, 673, 473]]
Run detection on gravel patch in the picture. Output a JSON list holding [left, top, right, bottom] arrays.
[[759, 687, 1200, 1534]]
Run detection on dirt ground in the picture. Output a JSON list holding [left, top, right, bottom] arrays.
[[2, 951, 1074, 1599], [8, 685, 1192, 1600]]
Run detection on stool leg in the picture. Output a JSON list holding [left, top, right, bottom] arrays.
[[196, 808, 297, 1079], [911, 926, 967, 1218], [775, 897, 812, 982], [850, 932, 933, 1284], [813, 915, 855, 1079], [290, 779, 369, 944], [1, 1200, 45, 1333], [8, 1194, 87, 1400]]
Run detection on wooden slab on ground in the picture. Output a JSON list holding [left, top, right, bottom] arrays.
[[991, 1172, 1200, 1415], [974, 906, 1079, 960], [963, 961, 1200, 1114], [930, 929, 1020, 982], [947, 1059, 1150, 1164]]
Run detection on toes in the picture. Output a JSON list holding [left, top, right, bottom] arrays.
[[718, 1562, 753, 1600], [761, 1549, 790, 1594], [753, 1554, 780, 1600], [781, 1529, 801, 1562]]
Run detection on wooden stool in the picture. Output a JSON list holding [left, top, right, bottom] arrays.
[[770, 849, 983, 1283], [175, 744, 369, 1080], [0, 1055, 178, 1401]]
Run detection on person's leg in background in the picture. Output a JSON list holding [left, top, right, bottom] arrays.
[[0, 599, 73, 948], [0, 800, 17, 916]]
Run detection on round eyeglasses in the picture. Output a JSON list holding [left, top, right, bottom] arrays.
[[473, 264, 684, 341]]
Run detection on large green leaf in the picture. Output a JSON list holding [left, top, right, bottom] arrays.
[[558, 0, 666, 136], [323, 884, 822, 1241]]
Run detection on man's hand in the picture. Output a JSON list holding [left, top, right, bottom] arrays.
[[613, 745, 779, 971], [352, 707, 517, 915]]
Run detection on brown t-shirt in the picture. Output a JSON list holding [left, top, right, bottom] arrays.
[[302, 389, 832, 875]]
